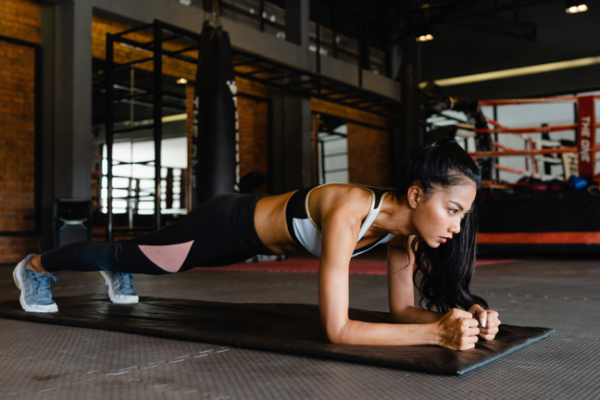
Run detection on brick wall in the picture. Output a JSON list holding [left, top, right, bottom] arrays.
[[0, 0, 41, 264], [347, 124, 393, 187], [311, 99, 393, 188], [238, 95, 269, 193], [0, 0, 41, 42]]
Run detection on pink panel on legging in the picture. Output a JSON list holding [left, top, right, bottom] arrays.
[[138, 240, 194, 273]]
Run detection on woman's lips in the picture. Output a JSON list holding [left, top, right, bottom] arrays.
[[439, 237, 448, 244]]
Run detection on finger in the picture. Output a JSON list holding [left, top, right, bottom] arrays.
[[461, 323, 480, 334], [480, 327, 499, 337], [459, 343, 476, 351], [465, 327, 480, 336], [460, 336, 479, 350], [479, 333, 496, 341], [480, 327, 498, 338], [486, 320, 500, 330], [480, 311, 488, 328], [455, 309, 476, 319], [464, 318, 480, 328], [468, 304, 484, 316], [486, 317, 501, 329], [468, 305, 488, 327]]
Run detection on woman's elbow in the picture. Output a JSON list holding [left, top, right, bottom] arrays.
[[323, 321, 350, 344], [324, 326, 343, 344], [390, 307, 413, 324]]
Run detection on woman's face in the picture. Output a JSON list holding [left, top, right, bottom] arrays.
[[409, 181, 477, 248]]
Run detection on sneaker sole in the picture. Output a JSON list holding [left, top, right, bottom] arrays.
[[13, 259, 58, 313], [98, 271, 139, 304]]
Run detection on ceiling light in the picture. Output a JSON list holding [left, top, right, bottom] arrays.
[[566, 1, 588, 13], [426, 55, 600, 87], [416, 33, 434, 42], [176, 78, 188, 84], [415, 24, 434, 42]]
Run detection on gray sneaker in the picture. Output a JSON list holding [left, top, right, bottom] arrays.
[[13, 254, 58, 313], [98, 271, 139, 304]]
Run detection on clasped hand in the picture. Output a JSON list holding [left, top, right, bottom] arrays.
[[436, 305, 501, 351]]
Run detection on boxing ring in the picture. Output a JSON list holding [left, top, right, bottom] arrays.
[[467, 95, 600, 251], [473, 95, 598, 181]]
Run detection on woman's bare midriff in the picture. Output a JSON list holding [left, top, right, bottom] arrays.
[[254, 191, 303, 255]]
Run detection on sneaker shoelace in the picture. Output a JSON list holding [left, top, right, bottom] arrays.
[[117, 273, 135, 294], [30, 271, 58, 301]]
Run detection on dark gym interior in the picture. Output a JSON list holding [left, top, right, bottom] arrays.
[[1, 0, 599, 398]]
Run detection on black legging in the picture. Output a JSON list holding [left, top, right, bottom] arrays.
[[41, 193, 275, 275]]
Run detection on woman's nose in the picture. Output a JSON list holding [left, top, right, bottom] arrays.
[[450, 222, 461, 234]]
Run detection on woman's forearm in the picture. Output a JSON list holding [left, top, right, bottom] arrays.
[[330, 319, 441, 346], [391, 306, 444, 324]]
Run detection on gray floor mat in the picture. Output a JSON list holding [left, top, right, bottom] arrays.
[[0, 259, 597, 399]]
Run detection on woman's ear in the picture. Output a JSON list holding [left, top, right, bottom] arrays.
[[407, 185, 422, 209]]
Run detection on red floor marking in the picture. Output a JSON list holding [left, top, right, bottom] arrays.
[[475, 259, 520, 266], [478, 232, 600, 244], [195, 259, 520, 275]]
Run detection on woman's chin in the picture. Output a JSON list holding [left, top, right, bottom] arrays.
[[425, 239, 442, 248]]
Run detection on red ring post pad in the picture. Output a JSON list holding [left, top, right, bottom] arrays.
[[0, 295, 552, 375]]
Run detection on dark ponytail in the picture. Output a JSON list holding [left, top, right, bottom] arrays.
[[396, 138, 488, 313]]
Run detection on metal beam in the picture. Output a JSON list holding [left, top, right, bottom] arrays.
[[153, 21, 163, 230], [105, 32, 114, 242]]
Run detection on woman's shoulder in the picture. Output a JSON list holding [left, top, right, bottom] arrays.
[[310, 182, 394, 194], [314, 183, 395, 210], [311, 183, 374, 203], [305, 183, 374, 223]]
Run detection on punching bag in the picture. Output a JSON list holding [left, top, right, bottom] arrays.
[[473, 110, 493, 181], [191, 20, 239, 207]]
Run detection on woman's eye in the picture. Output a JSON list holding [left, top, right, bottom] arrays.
[[449, 209, 458, 215]]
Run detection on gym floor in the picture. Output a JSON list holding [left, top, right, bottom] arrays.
[[0, 252, 598, 399]]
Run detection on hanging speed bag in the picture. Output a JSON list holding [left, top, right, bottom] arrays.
[[191, 21, 239, 207]]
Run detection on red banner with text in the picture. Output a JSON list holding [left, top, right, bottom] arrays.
[[577, 96, 596, 178]]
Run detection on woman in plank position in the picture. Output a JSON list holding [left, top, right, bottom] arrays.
[[14, 138, 499, 350]]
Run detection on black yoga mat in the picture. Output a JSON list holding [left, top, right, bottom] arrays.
[[0, 295, 553, 375]]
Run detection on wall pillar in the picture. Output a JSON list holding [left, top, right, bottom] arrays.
[[271, 0, 313, 193], [41, 0, 92, 250], [393, 31, 422, 180]]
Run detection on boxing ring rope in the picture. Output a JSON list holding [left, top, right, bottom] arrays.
[[475, 124, 579, 135], [465, 95, 599, 181], [469, 146, 600, 158]]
